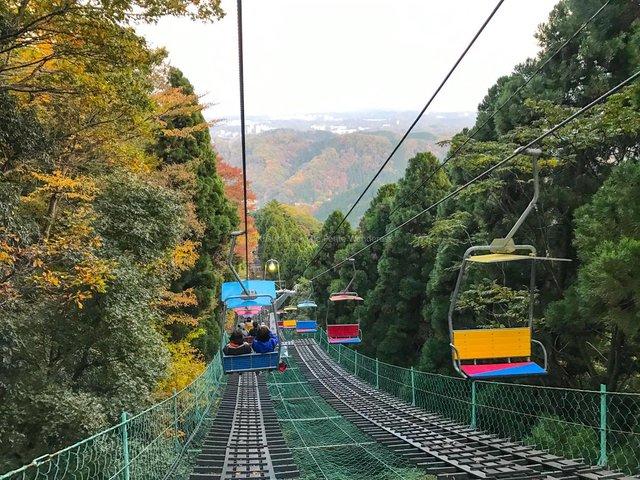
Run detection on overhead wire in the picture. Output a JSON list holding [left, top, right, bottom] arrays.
[[301, 0, 506, 275], [385, 0, 612, 219], [236, 0, 250, 280], [309, 68, 640, 282]]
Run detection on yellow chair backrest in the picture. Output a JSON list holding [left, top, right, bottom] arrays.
[[283, 319, 297, 328], [452, 328, 531, 360]]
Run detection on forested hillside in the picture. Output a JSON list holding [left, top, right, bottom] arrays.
[[267, 0, 640, 393], [0, 0, 238, 469], [215, 128, 448, 221]]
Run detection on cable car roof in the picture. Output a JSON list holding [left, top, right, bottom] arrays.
[[222, 280, 276, 308], [468, 253, 571, 263], [297, 300, 317, 308], [329, 293, 363, 302]]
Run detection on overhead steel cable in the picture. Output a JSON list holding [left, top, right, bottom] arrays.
[[236, 0, 250, 280], [386, 0, 612, 219], [301, 0, 506, 275], [309, 68, 640, 282]]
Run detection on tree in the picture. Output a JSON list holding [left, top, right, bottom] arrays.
[[255, 200, 315, 285], [546, 161, 640, 392], [154, 67, 237, 362], [364, 152, 450, 366], [217, 157, 258, 273]]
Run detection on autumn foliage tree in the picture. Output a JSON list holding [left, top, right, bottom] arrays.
[[217, 157, 259, 273], [0, 0, 232, 470]]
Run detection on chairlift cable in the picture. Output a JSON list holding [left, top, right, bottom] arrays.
[[387, 0, 612, 218], [301, 0, 506, 276], [237, 0, 250, 280], [309, 68, 640, 282]]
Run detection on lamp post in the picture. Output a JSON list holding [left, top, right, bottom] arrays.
[[264, 258, 282, 288]]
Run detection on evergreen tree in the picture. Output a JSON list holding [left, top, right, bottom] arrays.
[[364, 153, 450, 366], [155, 67, 237, 359]]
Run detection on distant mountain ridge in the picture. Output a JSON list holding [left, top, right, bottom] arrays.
[[212, 112, 475, 222]]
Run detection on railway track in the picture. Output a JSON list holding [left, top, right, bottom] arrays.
[[294, 339, 636, 480], [190, 372, 299, 480]]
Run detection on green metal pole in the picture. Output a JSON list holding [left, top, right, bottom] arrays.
[[121, 411, 130, 480], [173, 389, 180, 453], [470, 381, 477, 429], [375, 357, 379, 389], [338, 344, 342, 364], [354, 351, 359, 376], [410, 367, 416, 406], [598, 384, 608, 467]]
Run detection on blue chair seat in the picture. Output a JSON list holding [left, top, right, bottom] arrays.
[[460, 361, 546, 379], [296, 320, 317, 333], [223, 352, 280, 373], [328, 337, 361, 344]]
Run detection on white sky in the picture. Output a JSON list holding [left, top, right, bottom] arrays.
[[137, 0, 559, 118]]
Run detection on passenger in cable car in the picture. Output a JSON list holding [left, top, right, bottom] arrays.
[[237, 323, 249, 337], [223, 329, 252, 355], [248, 320, 259, 337], [251, 325, 278, 353]]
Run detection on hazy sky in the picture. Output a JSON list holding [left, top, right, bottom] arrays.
[[138, 0, 559, 118]]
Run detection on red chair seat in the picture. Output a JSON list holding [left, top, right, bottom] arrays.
[[327, 324, 360, 343]]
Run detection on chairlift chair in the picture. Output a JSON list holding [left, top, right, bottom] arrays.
[[448, 149, 570, 379], [296, 283, 318, 333], [327, 259, 363, 344], [220, 232, 282, 374]]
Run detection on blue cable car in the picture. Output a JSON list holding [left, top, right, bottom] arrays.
[[220, 232, 282, 374], [296, 283, 318, 333]]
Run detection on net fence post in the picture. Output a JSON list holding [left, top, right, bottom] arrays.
[[173, 389, 180, 453], [121, 411, 130, 480], [598, 384, 608, 467], [410, 367, 416, 406], [354, 350, 359, 376], [375, 357, 379, 389], [338, 343, 341, 364], [470, 381, 477, 429]]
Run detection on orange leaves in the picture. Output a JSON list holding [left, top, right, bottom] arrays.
[[162, 122, 214, 139], [217, 157, 259, 263], [156, 288, 199, 310], [152, 85, 212, 140], [173, 240, 200, 271]]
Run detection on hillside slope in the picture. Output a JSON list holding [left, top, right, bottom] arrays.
[[214, 128, 451, 221]]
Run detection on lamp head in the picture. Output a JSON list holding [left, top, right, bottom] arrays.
[[267, 260, 278, 273]]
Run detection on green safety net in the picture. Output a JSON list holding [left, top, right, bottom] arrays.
[[265, 358, 430, 480], [303, 328, 640, 477], [0, 353, 226, 480], [4, 328, 640, 479]]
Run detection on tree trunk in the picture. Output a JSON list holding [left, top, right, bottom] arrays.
[[43, 191, 60, 239], [606, 326, 624, 392]]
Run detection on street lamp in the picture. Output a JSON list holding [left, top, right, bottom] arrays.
[[264, 258, 282, 288]]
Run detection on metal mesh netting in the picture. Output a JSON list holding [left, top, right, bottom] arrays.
[[307, 328, 640, 477], [0, 354, 226, 480], [265, 358, 432, 480]]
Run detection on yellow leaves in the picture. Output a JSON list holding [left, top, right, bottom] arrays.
[[0, 242, 15, 266], [33, 259, 115, 308], [32, 170, 97, 201], [155, 339, 206, 398], [69, 260, 113, 294], [173, 240, 199, 271], [162, 122, 214, 139]]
